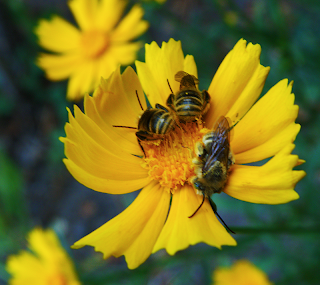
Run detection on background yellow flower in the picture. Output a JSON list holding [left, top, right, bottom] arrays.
[[35, 0, 148, 101], [212, 260, 273, 285], [6, 228, 81, 285]]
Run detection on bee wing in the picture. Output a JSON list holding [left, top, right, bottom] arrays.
[[202, 117, 230, 173], [175, 71, 189, 82], [213, 116, 232, 143], [175, 71, 199, 85]]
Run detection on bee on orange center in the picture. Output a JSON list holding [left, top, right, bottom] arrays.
[[166, 71, 211, 122], [113, 91, 176, 155], [190, 116, 235, 234]]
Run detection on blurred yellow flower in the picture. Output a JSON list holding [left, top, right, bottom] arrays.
[[212, 260, 273, 285], [6, 228, 80, 285], [35, 0, 148, 101], [61, 38, 305, 269], [142, 0, 166, 3]]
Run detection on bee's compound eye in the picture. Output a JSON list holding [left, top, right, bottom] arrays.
[[193, 180, 205, 191], [199, 149, 207, 158]]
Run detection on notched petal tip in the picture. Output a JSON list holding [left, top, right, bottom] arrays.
[[296, 159, 306, 166], [70, 183, 170, 270]]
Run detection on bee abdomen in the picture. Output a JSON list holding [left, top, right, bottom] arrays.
[[149, 111, 174, 134], [175, 91, 204, 118]]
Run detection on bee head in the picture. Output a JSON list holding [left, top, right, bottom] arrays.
[[192, 177, 206, 192], [194, 141, 205, 158]]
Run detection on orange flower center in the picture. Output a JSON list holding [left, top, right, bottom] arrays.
[[141, 122, 204, 192], [80, 30, 110, 59]]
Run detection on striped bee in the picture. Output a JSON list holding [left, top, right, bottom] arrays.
[[113, 91, 175, 155], [190, 116, 235, 233], [166, 71, 211, 122], [136, 103, 175, 142]]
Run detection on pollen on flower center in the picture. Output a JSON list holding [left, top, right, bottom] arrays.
[[80, 30, 110, 59], [141, 122, 204, 192]]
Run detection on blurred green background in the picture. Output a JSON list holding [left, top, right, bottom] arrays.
[[0, 0, 319, 284]]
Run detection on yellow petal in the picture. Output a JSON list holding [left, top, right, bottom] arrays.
[[63, 158, 150, 194], [225, 63, 270, 125], [206, 39, 269, 128], [67, 60, 102, 101], [83, 85, 142, 156], [36, 52, 83, 80], [109, 42, 142, 65], [72, 181, 170, 269], [95, 0, 127, 31], [121, 66, 147, 114], [225, 144, 305, 204], [183, 54, 198, 78], [231, 80, 299, 163], [93, 66, 146, 130], [62, 107, 147, 178], [234, 123, 300, 164], [35, 16, 81, 52], [68, 0, 98, 31], [111, 5, 149, 42], [61, 135, 146, 180], [136, 39, 185, 106], [84, 66, 146, 155], [153, 185, 236, 255]]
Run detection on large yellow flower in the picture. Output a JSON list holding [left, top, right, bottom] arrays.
[[35, 0, 148, 101], [61, 39, 305, 269], [212, 260, 273, 285], [6, 228, 80, 285]]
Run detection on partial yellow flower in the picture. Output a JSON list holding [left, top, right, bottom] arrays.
[[35, 0, 148, 101], [61, 38, 305, 269], [6, 228, 80, 285], [212, 260, 273, 285], [142, 0, 166, 4]]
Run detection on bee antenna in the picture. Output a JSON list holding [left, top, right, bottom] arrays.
[[112, 125, 137, 129], [135, 90, 144, 111], [188, 194, 205, 218], [214, 210, 236, 234], [167, 79, 174, 94]]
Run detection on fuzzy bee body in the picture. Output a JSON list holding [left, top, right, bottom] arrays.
[[113, 92, 175, 155], [166, 71, 211, 122], [136, 104, 175, 141], [192, 116, 234, 195], [189, 116, 236, 235]]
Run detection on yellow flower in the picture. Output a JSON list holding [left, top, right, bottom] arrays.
[[142, 0, 166, 3], [212, 260, 273, 285], [35, 0, 148, 101], [6, 228, 81, 285], [61, 39, 305, 269]]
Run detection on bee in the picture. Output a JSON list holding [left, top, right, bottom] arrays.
[[113, 91, 175, 154], [166, 71, 211, 122], [135, 103, 175, 142], [190, 116, 235, 234]]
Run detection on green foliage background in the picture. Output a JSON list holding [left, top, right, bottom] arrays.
[[0, 0, 319, 284]]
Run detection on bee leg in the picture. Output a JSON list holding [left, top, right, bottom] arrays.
[[135, 131, 150, 157], [188, 193, 205, 218], [166, 94, 175, 110], [155, 103, 170, 112], [137, 139, 146, 157], [209, 197, 235, 234]]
